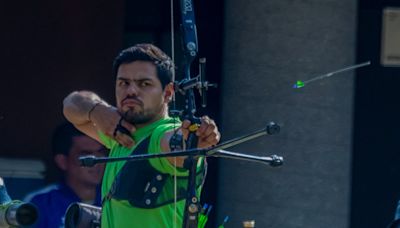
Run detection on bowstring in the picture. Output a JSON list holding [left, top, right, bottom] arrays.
[[170, 0, 178, 227]]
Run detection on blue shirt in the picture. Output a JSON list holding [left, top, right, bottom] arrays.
[[24, 182, 101, 228]]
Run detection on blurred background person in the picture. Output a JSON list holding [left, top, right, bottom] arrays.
[[24, 122, 108, 228]]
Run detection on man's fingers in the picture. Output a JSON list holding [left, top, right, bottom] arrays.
[[181, 128, 189, 140], [197, 116, 220, 148], [181, 116, 219, 147], [181, 120, 191, 140], [198, 124, 216, 137], [197, 116, 214, 136], [113, 118, 133, 137], [120, 119, 136, 134], [182, 120, 191, 129], [199, 133, 219, 147], [114, 131, 135, 148], [112, 118, 135, 148]]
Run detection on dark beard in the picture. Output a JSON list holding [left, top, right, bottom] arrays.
[[121, 101, 166, 125], [122, 109, 155, 124]]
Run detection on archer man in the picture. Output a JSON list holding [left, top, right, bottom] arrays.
[[63, 43, 220, 227]]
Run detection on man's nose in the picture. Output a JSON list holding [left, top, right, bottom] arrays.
[[127, 84, 139, 96]]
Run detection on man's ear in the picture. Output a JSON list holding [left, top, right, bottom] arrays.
[[164, 83, 174, 102], [54, 154, 68, 171]]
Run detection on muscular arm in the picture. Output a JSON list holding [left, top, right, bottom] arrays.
[[63, 91, 136, 147], [63, 91, 107, 142]]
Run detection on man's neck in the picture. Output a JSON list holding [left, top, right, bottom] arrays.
[[135, 108, 169, 129], [134, 116, 167, 129]]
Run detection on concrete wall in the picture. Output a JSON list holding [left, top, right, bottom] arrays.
[[217, 0, 357, 227]]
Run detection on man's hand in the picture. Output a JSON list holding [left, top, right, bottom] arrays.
[[90, 104, 136, 148], [181, 116, 220, 148]]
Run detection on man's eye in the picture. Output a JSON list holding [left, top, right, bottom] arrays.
[[119, 81, 129, 86], [140, 81, 151, 87]]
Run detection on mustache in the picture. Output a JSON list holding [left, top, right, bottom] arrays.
[[122, 96, 143, 105]]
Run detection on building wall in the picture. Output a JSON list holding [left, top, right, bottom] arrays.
[[0, 1, 124, 181], [217, 0, 357, 227]]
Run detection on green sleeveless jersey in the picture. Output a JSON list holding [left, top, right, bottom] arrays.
[[99, 117, 203, 228]]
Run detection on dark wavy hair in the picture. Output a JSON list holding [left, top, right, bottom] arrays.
[[112, 43, 174, 88]]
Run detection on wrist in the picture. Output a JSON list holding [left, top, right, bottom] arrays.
[[87, 98, 111, 123], [87, 101, 103, 122]]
